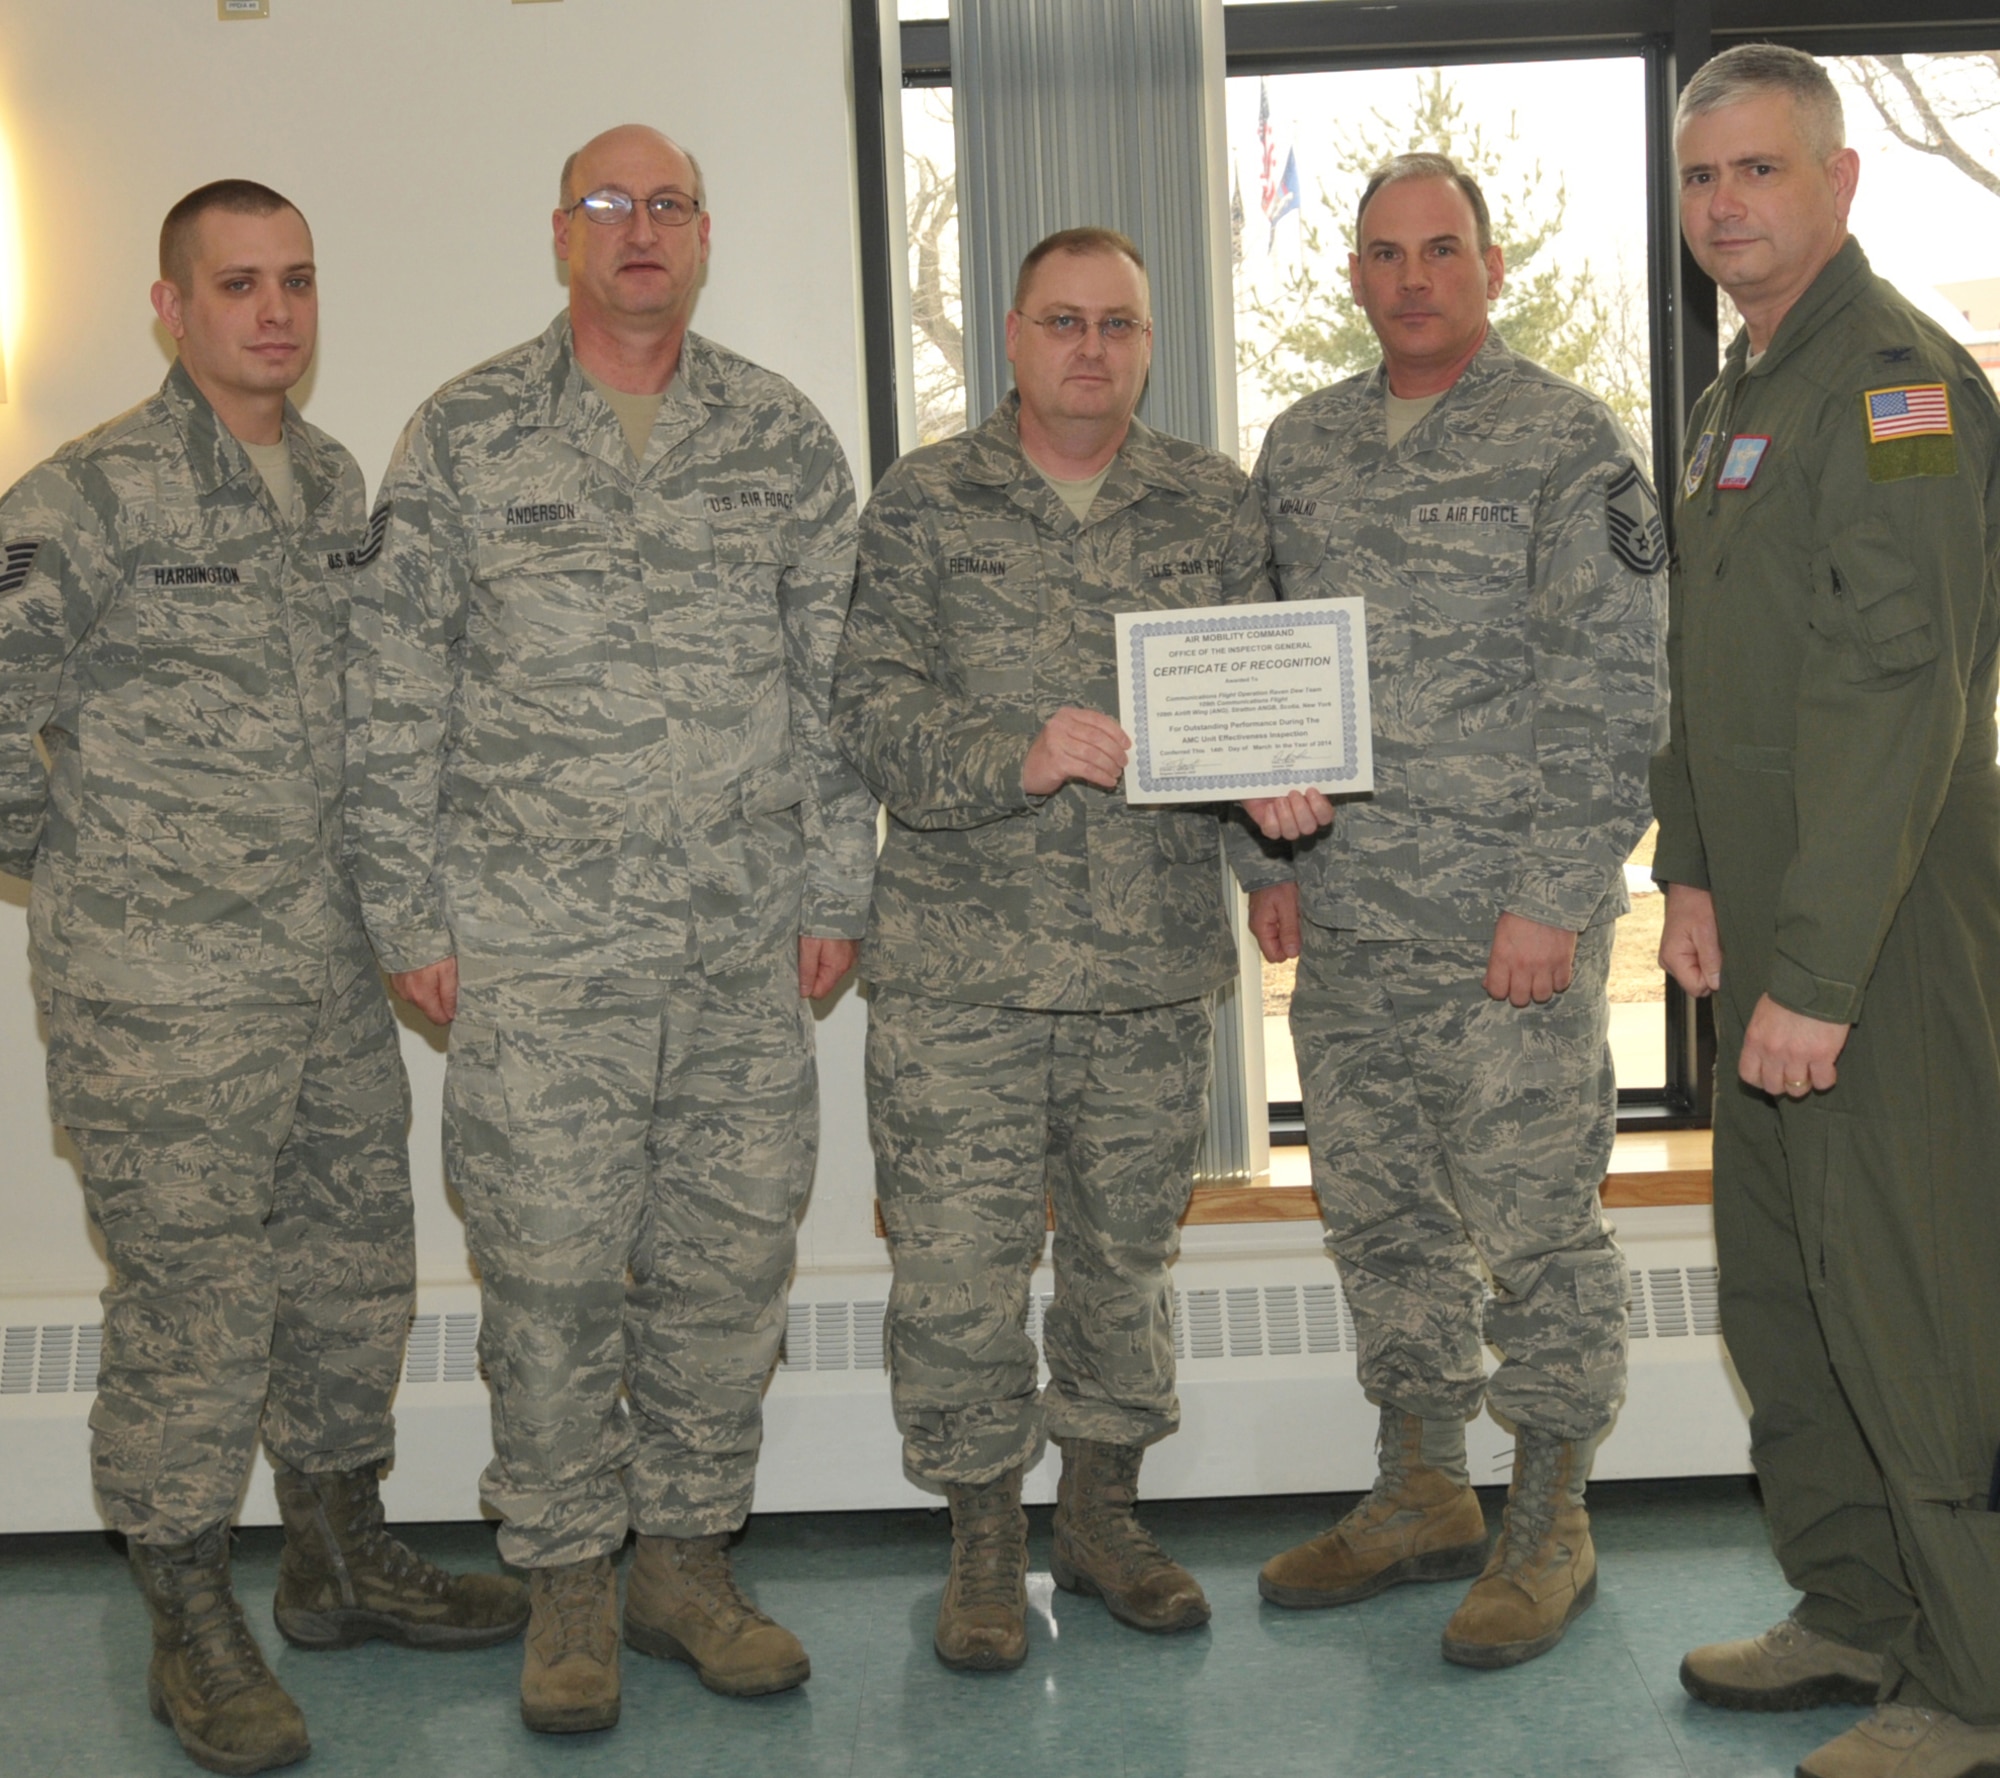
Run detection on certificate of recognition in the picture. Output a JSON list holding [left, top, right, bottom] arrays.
[[1114, 598, 1373, 804]]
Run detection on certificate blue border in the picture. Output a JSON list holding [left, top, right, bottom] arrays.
[[1127, 606, 1362, 795]]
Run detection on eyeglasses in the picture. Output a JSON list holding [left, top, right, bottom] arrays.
[[566, 187, 702, 228], [1020, 312, 1152, 347]]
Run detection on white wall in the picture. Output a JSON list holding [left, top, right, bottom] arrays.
[[0, 0, 887, 1318]]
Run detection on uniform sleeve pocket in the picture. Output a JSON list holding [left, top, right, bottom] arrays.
[[1812, 523, 1937, 678]]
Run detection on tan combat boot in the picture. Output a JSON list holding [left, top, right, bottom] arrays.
[[1680, 1616, 1884, 1712], [623, 1533, 809, 1697], [519, 1556, 620, 1734], [130, 1524, 310, 1776], [1798, 1702, 2000, 1778], [935, 1468, 1030, 1672], [1440, 1433, 1597, 1668], [1260, 1405, 1487, 1607], [271, 1463, 528, 1651], [1050, 1438, 1209, 1633]]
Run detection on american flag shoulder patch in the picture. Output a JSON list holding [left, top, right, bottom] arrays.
[[1864, 383, 1952, 445]]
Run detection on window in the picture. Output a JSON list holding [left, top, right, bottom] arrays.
[[900, 86, 966, 444]]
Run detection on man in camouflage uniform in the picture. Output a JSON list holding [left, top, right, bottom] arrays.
[[345, 126, 873, 1734], [1660, 49, 2000, 1778], [832, 228, 1271, 1673], [1237, 156, 1666, 1668], [0, 182, 525, 1777]]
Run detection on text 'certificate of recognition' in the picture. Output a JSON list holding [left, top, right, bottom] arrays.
[[1115, 598, 1373, 804]]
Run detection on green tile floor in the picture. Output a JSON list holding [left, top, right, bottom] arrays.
[[0, 1478, 1868, 1777]]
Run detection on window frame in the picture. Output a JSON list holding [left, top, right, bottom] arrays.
[[850, 0, 2000, 1136]]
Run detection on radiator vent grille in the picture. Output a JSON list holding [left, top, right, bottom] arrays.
[[0, 1266, 1723, 1397], [779, 1300, 888, 1373], [1635, 1266, 1720, 1339], [402, 1312, 482, 1385], [0, 1323, 102, 1394]]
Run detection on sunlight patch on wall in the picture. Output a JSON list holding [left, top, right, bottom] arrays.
[[0, 120, 22, 400]]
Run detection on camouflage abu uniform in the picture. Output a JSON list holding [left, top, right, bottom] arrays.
[[1239, 332, 1667, 1441], [831, 392, 1271, 1484], [0, 362, 416, 1542], [346, 314, 873, 1567]]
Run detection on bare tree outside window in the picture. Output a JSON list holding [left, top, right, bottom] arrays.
[[901, 88, 967, 443]]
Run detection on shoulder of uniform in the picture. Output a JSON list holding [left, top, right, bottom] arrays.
[[54, 390, 177, 470], [1810, 279, 1973, 393], [420, 332, 548, 425], [1273, 376, 1371, 434], [291, 414, 360, 476], [866, 436, 969, 512], [1137, 426, 1249, 492], [1481, 347, 1618, 425], [683, 333, 813, 416]]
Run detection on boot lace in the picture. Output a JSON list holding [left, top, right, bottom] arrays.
[[1065, 1446, 1178, 1584], [339, 1482, 455, 1601], [676, 1536, 772, 1632], [159, 1532, 274, 1706], [944, 1480, 1024, 1600], [540, 1561, 613, 1662], [1495, 1440, 1570, 1574]]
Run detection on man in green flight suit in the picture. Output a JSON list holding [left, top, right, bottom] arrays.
[[832, 228, 1271, 1674], [1657, 45, 2000, 1778]]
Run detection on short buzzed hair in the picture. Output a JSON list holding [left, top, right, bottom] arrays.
[[1677, 43, 1846, 164], [1012, 227, 1148, 313], [559, 137, 708, 208], [1355, 153, 1492, 253], [159, 179, 300, 287]]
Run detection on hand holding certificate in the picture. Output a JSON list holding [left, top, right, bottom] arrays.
[[1113, 597, 1373, 804]]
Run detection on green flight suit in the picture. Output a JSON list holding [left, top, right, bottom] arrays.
[[1652, 238, 2000, 1723]]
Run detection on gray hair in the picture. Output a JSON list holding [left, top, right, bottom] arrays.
[[1676, 44, 1845, 163], [1355, 153, 1492, 253], [559, 136, 707, 209]]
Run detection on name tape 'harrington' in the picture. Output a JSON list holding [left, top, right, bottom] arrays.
[[1865, 383, 1952, 445]]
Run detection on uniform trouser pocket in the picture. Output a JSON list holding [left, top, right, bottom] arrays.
[[867, 991, 1210, 1485], [49, 984, 410, 1542], [449, 962, 813, 1563], [1291, 924, 1625, 1436]]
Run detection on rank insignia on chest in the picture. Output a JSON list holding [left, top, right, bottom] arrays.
[[1715, 435, 1771, 490], [1863, 383, 1958, 482], [1682, 431, 1716, 501]]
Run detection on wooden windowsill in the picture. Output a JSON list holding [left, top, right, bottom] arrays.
[[1181, 1127, 1715, 1224], [871, 1128, 1714, 1235]]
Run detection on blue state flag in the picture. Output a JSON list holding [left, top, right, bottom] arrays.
[[1266, 148, 1300, 247]]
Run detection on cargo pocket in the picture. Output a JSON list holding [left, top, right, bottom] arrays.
[[1811, 522, 1937, 679]]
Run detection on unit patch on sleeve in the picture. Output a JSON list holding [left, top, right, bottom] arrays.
[[1605, 464, 1666, 575], [1715, 436, 1770, 491], [1864, 383, 1957, 482], [1682, 430, 1716, 501], [0, 539, 43, 597]]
